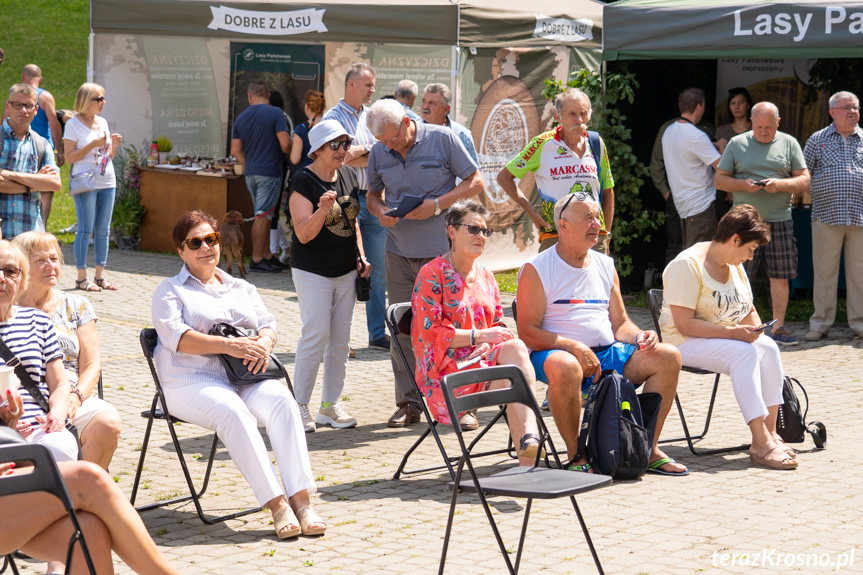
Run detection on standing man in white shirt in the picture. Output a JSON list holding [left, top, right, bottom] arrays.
[[662, 88, 721, 249]]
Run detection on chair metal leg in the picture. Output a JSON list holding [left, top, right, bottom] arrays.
[[512, 498, 533, 574], [658, 374, 750, 456], [65, 514, 98, 574], [438, 465, 463, 575], [569, 495, 605, 574], [1, 555, 19, 575], [130, 395, 159, 505]]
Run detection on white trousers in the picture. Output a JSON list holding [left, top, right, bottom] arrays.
[[677, 334, 784, 424], [164, 378, 316, 506], [27, 427, 78, 463], [810, 221, 863, 333], [291, 267, 357, 405]]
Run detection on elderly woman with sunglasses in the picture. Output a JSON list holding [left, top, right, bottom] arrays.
[[151, 211, 326, 539], [63, 82, 122, 292], [411, 199, 545, 463], [288, 120, 370, 433], [0, 240, 78, 463]]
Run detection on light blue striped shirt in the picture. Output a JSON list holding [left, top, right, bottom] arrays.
[[152, 265, 276, 388], [322, 99, 375, 190]]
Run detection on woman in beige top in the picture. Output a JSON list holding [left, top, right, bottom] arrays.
[[659, 205, 798, 470]]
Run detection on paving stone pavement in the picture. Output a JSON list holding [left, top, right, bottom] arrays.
[[13, 246, 863, 574]]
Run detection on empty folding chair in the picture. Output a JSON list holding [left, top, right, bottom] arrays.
[[439, 365, 611, 574]]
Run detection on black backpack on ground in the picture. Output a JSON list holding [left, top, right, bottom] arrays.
[[776, 376, 826, 449], [575, 370, 662, 480]]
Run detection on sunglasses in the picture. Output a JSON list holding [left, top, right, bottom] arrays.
[[92, 96, 107, 103], [8, 102, 37, 112], [559, 191, 591, 216], [328, 139, 350, 151], [0, 267, 22, 280], [181, 232, 220, 250], [454, 223, 493, 237]]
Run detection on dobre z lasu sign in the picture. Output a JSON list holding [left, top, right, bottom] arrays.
[[734, 6, 863, 42], [208, 6, 327, 36], [532, 16, 593, 43]]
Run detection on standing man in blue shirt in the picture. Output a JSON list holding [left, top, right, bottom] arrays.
[[231, 79, 291, 273], [323, 63, 390, 351], [420, 83, 478, 164], [365, 99, 483, 428], [0, 83, 60, 239]]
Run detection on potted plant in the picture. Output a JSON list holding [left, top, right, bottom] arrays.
[[156, 136, 173, 164], [111, 144, 147, 249]]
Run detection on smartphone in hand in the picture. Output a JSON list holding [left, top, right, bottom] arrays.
[[753, 319, 778, 331]]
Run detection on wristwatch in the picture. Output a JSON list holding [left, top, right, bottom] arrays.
[[433, 198, 441, 216]]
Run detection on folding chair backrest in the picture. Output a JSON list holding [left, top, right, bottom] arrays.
[[0, 443, 75, 512], [442, 366, 539, 432], [386, 303, 416, 380], [646, 289, 664, 343], [511, 300, 518, 322], [140, 328, 165, 393]]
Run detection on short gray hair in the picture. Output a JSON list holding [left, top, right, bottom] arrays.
[[8, 82, 37, 100], [367, 99, 407, 138], [554, 88, 591, 119], [751, 101, 779, 122], [424, 83, 452, 107], [395, 79, 418, 99], [830, 91, 859, 108], [554, 193, 597, 225], [345, 62, 375, 88]]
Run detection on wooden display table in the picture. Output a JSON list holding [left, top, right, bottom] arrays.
[[138, 167, 255, 254]]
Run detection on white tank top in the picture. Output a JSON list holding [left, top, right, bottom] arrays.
[[518, 246, 616, 348]]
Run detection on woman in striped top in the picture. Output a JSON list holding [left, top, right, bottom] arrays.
[[0, 240, 77, 463]]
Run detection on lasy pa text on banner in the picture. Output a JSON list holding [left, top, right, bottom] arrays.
[[208, 5, 328, 36]]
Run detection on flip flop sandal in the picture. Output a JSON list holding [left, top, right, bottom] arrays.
[[94, 278, 118, 290], [295, 505, 327, 536], [647, 457, 690, 476], [518, 433, 547, 459], [272, 506, 301, 539], [566, 462, 593, 473], [75, 279, 101, 292]]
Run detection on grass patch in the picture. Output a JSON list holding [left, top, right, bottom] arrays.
[[495, 270, 518, 294]]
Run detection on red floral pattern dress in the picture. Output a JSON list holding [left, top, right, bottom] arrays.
[[411, 256, 505, 424]]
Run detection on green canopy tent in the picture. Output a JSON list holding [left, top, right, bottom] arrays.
[[603, 0, 863, 60]]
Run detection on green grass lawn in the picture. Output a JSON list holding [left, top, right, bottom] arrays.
[[1, 0, 99, 236]]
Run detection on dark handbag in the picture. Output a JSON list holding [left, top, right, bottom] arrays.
[[0, 335, 80, 455], [208, 323, 284, 386], [336, 197, 371, 301], [776, 376, 826, 448]]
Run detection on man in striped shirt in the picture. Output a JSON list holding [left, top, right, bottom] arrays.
[[803, 91, 863, 340], [323, 63, 389, 351]]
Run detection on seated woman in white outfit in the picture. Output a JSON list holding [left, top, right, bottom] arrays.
[[151, 210, 327, 538], [659, 205, 799, 470]]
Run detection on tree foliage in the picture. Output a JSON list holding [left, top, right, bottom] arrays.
[[542, 67, 662, 277], [804, 58, 863, 105]]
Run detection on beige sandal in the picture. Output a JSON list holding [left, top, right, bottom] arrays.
[[272, 506, 301, 539], [295, 505, 327, 536], [750, 445, 798, 470], [772, 434, 798, 458]]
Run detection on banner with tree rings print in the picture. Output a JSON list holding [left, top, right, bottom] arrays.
[[324, 43, 454, 113], [455, 46, 572, 270], [141, 36, 223, 156], [228, 43, 325, 148]]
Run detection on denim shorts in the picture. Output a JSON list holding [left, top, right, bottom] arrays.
[[244, 175, 281, 219]]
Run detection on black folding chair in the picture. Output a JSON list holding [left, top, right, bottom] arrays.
[[131, 328, 294, 523], [647, 289, 750, 456], [0, 443, 97, 574], [386, 303, 515, 481], [439, 365, 611, 575]]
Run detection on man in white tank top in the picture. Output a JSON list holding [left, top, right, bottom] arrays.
[[516, 195, 689, 476]]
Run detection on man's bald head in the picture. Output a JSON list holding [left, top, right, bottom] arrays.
[[22, 64, 41, 79]]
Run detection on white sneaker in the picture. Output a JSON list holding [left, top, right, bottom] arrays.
[[315, 403, 357, 429], [298, 403, 316, 433]]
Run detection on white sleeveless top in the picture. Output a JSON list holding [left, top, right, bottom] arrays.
[[518, 246, 616, 348]]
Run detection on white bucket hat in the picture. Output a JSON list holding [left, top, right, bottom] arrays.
[[308, 120, 354, 159]]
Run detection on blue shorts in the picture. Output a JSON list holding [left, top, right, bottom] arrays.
[[244, 175, 281, 219], [530, 341, 638, 400]]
